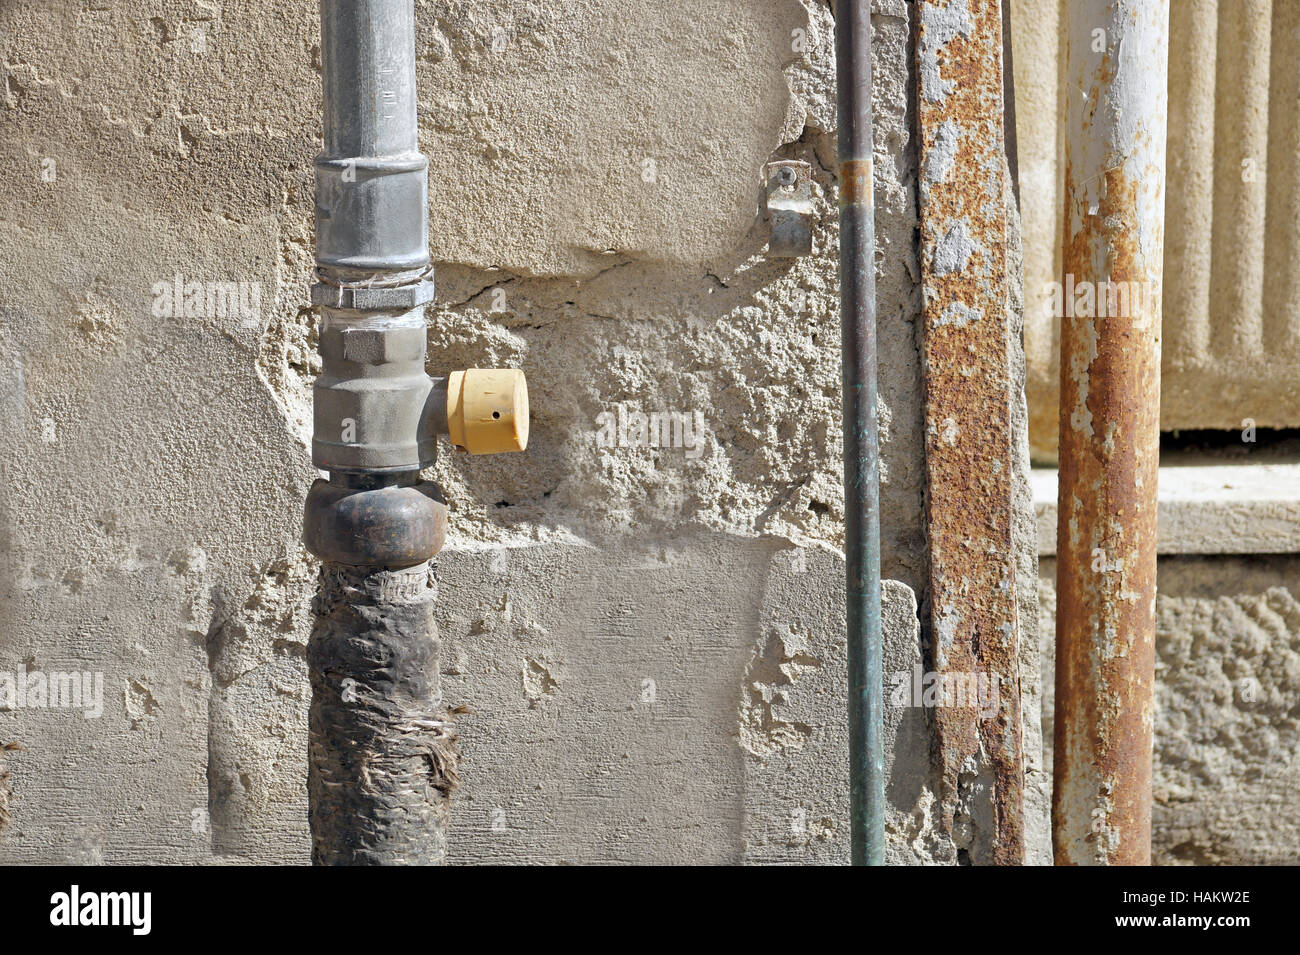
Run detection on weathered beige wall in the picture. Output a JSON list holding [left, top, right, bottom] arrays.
[[0, 0, 1047, 864], [1009, 0, 1064, 463], [1013, 0, 1300, 460]]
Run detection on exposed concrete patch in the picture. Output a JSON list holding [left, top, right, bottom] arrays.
[[935, 302, 981, 328], [924, 118, 961, 183], [738, 624, 821, 761], [932, 219, 975, 274], [522, 655, 559, 708], [917, 0, 975, 103], [124, 679, 161, 730]]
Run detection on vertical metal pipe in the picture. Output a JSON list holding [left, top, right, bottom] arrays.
[[1054, 0, 1168, 866], [316, 0, 428, 276], [835, 0, 884, 866], [305, 0, 454, 866], [321, 0, 420, 161]]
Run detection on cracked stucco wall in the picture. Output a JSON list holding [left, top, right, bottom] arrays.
[[0, 0, 1041, 863]]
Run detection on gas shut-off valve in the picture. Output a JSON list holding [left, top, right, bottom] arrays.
[[301, 0, 527, 568], [303, 276, 529, 567]]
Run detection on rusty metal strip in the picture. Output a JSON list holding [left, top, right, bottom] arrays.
[[914, 0, 1025, 864]]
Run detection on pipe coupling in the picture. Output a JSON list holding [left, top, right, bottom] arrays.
[[303, 478, 447, 567], [312, 306, 436, 472], [314, 154, 430, 273]]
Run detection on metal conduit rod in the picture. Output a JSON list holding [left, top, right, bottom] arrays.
[[1053, 0, 1168, 866], [304, 0, 527, 865], [834, 0, 884, 866]]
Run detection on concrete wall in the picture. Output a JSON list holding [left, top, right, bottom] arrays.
[[0, 0, 1050, 864]]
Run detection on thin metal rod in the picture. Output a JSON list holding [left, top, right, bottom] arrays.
[[835, 0, 884, 866], [1054, 0, 1168, 866]]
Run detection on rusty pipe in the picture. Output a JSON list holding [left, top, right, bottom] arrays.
[[1053, 0, 1168, 866]]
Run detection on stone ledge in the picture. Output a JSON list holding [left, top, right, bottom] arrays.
[[1033, 462, 1300, 556]]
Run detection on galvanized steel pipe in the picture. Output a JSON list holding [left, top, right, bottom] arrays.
[[1053, 0, 1168, 866], [835, 0, 885, 867], [317, 0, 428, 276]]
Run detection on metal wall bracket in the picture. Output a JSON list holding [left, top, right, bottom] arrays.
[[764, 160, 814, 257]]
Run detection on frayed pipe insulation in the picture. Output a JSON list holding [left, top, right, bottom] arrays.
[[1053, 0, 1168, 866], [834, 0, 885, 866]]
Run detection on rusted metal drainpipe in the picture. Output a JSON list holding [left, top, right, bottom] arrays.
[[1053, 0, 1168, 866], [303, 0, 527, 865], [834, 0, 884, 866]]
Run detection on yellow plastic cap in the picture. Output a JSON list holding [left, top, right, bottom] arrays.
[[447, 368, 529, 454]]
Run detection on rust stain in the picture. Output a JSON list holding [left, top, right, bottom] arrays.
[[915, 0, 1025, 864], [1055, 158, 1161, 867], [839, 158, 874, 206], [1052, 0, 1165, 866]]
